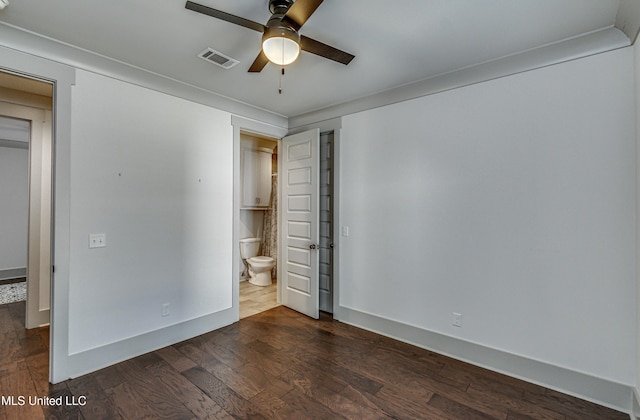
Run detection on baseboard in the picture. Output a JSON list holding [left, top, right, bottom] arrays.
[[31, 309, 49, 328], [334, 305, 633, 415], [66, 306, 237, 380], [632, 387, 640, 419], [0, 267, 26, 281]]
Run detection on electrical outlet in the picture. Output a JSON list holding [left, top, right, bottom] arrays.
[[161, 303, 170, 317], [89, 233, 106, 248], [452, 312, 462, 327]]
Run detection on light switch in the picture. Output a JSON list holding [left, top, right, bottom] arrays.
[[342, 226, 349, 237], [89, 233, 106, 248]]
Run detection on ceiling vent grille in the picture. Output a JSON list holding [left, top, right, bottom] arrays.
[[197, 48, 239, 69]]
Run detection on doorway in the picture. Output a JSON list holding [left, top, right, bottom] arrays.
[[278, 128, 336, 319], [0, 115, 29, 304], [235, 126, 336, 320], [0, 72, 53, 363], [238, 131, 280, 318]]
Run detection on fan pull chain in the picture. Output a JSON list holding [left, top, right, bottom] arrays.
[[278, 36, 285, 94]]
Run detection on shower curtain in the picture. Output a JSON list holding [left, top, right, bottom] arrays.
[[261, 173, 278, 279]]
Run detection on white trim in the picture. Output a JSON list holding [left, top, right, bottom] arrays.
[[0, 43, 76, 384], [632, 388, 640, 419], [0, 267, 26, 280], [0, 23, 287, 129], [289, 27, 630, 128], [335, 305, 634, 416], [231, 115, 288, 138], [67, 308, 236, 379], [616, 0, 640, 44]]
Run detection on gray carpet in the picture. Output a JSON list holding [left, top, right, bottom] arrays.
[[0, 282, 26, 305]]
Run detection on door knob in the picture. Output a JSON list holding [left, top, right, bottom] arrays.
[[309, 243, 318, 250]]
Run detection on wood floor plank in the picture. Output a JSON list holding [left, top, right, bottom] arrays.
[[248, 390, 287, 419], [0, 369, 45, 420], [182, 366, 266, 419], [0, 307, 16, 335], [106, 359, 195, 420], [197, 338, 249, 370], [176, 341, 263, 399], [344, 384, 437, 420], [138, 352, 233, 420], [290, 350, 384, 395], [66, 374, 119, 420], [40, 385, 84, 420], [523, 388, 629, 420], [428, 393, 501, 420], [25, 351, 49, 396], [466, 384, 564, 420], [277, 388, 346, 420], [155, 346, 197, 373]]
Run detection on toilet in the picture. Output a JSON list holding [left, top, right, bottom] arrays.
[[239, 238, 275, 286]]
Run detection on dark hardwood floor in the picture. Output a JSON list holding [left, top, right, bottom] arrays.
[[0, 300, 629, 419]]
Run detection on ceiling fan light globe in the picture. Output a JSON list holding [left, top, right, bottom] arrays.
[[263, 36, 300, 65]]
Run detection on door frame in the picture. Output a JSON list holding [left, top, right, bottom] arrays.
[[232, 116, 344, 319], [231, 116, 287, 318], [0, 45, 76, 383]]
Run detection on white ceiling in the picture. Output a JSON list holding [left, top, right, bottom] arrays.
[[0, 0, 625, 117]]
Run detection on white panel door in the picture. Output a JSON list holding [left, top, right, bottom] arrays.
[[281, 129, 320, 319]]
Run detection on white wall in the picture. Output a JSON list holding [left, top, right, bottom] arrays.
[[68, 70, 233, 354], [339, 47, 636, 386], [0, 146, 28, 271]]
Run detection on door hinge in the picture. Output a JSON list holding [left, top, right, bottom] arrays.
[[52, 265, 55, 273]]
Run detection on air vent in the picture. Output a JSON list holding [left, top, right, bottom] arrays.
[[197, 48, 239, 69]]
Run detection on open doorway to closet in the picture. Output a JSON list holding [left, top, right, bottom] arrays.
[[0, 71, 53, 384], [0, 71, 53, 328]]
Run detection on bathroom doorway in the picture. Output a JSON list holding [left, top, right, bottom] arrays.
[[233, 120, 336, 321], [238, 131, 280, 319]]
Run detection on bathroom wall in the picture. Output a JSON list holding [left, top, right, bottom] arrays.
[[338, 46, 635, 392]]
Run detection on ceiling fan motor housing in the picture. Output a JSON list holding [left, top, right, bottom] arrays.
[[269, 0, 294, 16], [263, 16, 300, 45]]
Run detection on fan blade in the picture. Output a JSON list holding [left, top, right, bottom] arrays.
[[300, 36, 355, 65], [283, 0, 323, 31], [185, 1, 265, 32], [248, 51, 270, 73]]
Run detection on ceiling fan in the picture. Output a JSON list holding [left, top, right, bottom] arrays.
[[185, 0, 355, 72]]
